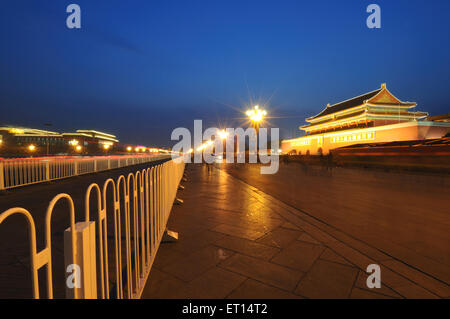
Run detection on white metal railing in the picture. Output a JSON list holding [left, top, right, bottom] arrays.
[[0, 154, 170, 190], [0, 158, 185, 299]]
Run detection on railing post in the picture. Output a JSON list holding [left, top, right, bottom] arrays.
[[64, 221, 97, 299], [94, 159, 97, 172], [46, 161, 50, 181], [0, 162, 4, 190], [74, 160, 78, 175], [107, 159, 111, 170]]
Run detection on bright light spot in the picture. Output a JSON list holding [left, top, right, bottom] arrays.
[[28, 144, 36, 151], [76, 145, 82, 151], [196, 140, 214, 152], [218, 130, 229, 140], [246, 105, 267, 123], [9, 128, 24, 134], [127, 146, 132, 151], [69, 139, 79, 146], [103, 144, 110, 150]]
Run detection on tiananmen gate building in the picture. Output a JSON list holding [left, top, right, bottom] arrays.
[[281, 84, 450, 155]]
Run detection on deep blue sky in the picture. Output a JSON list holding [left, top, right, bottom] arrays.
[[1, 0, 449, 146]]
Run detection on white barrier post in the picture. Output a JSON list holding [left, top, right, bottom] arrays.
[[0, 162, 4, 190], [64, 221, 97, 299], [45, 161, 50, 181]]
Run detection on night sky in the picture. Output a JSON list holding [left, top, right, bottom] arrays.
[[1, 0, 449, 147]]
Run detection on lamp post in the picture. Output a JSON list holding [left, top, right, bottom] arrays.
[[246, 105, 267, 133], [218, 129, 228, 158], [28, 144, 36, 157], [69, 139, 80, 155], [246, 105, 267, 152]]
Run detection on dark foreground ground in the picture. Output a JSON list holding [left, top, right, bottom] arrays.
[[142, 164, 449, 299], [219, 162, 450, 285]]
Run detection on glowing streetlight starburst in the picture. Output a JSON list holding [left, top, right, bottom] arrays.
[[246, 105, 267, 124], [218, 130, 229, 140], [69, 139, 79, 146]]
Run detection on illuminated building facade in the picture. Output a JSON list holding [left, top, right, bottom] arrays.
[[0, 127, 119, 154], [281, 84, 450, 155], [0, 127, 65, 148], [62, 130, 119, 151]]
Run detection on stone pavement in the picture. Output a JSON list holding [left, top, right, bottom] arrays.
[[141, 164, 450, 299]]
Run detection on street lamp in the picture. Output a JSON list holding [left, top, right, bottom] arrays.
[[218, 130, 228, 157], [103, 144, 111, 154], [246, 105, 267, 131], [69, 140, 81, 154], [246, 105, 267, 153], [28, 144, 36, 157], [218, 130, 228, 140]]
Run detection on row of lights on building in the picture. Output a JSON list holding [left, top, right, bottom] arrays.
[[1, 139, 164, 154], [17, 144, 167, 154], [126, 146, 166, 153]]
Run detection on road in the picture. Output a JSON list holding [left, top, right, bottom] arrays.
[[218, 162, 450, 285]]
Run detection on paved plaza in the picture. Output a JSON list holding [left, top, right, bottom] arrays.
[[142, 164, 450, 299]]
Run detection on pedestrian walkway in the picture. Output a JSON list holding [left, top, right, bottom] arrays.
[[141, 164, 450, 299]]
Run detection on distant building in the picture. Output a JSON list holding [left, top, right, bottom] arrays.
[[427, 113, 450, 123], [281, 84, 450, 155], [0, 127, 65, 148], [62, 130, 119, 150], [0, 127, 119, 154]]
